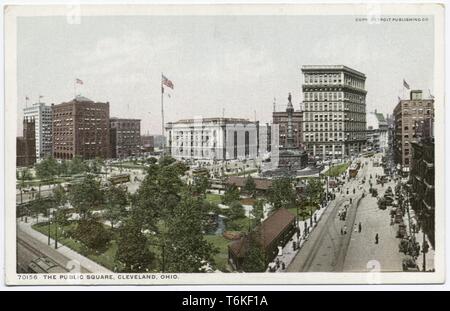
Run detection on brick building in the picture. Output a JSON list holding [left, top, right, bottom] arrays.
[[409, 117, 435, 247], [393, 90, 434, 175], [16, 117, 36, 167], [109, 118, 141, 158], [52, 96, 110, 160]]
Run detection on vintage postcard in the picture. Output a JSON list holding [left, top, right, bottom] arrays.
[[3, 3, 445, 285]]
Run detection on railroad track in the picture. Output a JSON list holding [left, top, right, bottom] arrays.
[[17, 235, 70, 273]]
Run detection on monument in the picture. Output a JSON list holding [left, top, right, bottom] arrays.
[[262, 93, 308, 177]]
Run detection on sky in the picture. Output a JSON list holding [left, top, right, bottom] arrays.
[[16, 14, 434, 135]]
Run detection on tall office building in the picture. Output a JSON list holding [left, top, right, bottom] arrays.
[[109, 118, 141, 158], [301, 65, 367, 159], [393, 90, 434, 174], [52, 96, 110, 160], [23, 102, 53, 159], [16, 117, 36, 167]]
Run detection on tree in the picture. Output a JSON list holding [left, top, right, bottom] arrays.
[[69, 174, 104, 220], [251, 199, 265, 227], [35, 156, 59, 181], [267, 177, 297, 210], [242, 233, 266, 272], [192, 175, 210, 197], [222, 184, 240, 205], [243, 176, 257, 198], [133, 160, 185, 232], [116, 217, 155, 272], [69, 156, 87, 175], [104, 184, 128, 229], [74, 219, 111, 252], [146, 157, 157, 165], [159, 155, 176, 167], [303, 178, 324, 207], [59, 160, 69, 176], [228, 201, 245, 220], [164, 192, 218, 273]]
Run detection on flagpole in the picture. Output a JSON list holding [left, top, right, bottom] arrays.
[[161, 72, 165, 155], [74, 80, 76, 98]]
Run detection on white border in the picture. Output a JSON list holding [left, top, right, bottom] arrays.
[[3, 2, 446, 286]]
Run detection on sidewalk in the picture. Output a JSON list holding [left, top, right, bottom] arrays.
[[402, 210, 435, 271], [267, 200, 331, 272], [18, 218, 112, 273]]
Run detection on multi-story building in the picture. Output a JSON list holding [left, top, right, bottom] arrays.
[[272, 108, 303, 149], [166, 117, 268, 161], [109, 118, 141, 158], [23, 102, 52, 159], [366, 110, 388, 153], [52, 96, 110, 160], [16, 117, 36, 167], [301, 65, 367, 159], [409, 117, 435, 247], [393, 90, 434, 175]]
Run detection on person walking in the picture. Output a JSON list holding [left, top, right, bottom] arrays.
[[343, 225, 347, 235], [375, 233, 379, 244], [340, 227, 343, 235], [358, 222, 362, 233]]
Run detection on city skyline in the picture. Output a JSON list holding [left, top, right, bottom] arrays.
[[17, 15, 434, 135]]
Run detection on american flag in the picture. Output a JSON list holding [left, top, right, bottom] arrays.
[[403, 79, 410, 90], [76, 78, 84, 85], [162, 74, 174, 89]]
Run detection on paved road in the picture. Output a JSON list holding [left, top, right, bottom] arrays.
[[343, 161, 403, 272], [287, 155, 398, 272]]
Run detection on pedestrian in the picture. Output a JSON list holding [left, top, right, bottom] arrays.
[[358, 222, 362, 233], [344, 225, 347, 234], [375, 233, 379, 244], [340, 228, 343, 235]]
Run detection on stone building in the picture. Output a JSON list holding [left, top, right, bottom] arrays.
[[52, 96, 110, 160], [16, 117, 36, 167], [301, 65, 367, 159], [165, 117, 269, 161], [366, 111, 389, 153]]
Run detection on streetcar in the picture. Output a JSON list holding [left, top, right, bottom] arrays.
[[108, 173, 130, 185], [27, 257, 67, 273]]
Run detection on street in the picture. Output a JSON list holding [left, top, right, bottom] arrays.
[[288, 155, 403, 272]]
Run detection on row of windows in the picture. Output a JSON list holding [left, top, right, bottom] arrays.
[[304, 73, 342, 85]]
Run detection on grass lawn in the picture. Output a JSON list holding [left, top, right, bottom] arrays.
[[206, 193, 223, 205], [324, 163, 349, 177], [32, 222, 118, 271], [32, 221, 160, 272], [204, 235, 231, 272], [227, 216, 252, 232]]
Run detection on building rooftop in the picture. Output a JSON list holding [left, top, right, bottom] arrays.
[[229, 208, 296, 258], [167, 117, 254, 125], [301, 65, 366, 78], [226, 176, 273, 190]]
